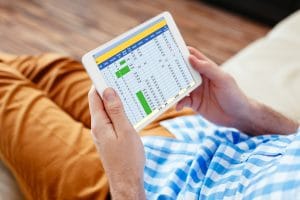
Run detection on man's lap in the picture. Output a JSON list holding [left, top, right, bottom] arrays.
[[142, 115, 300, 199], [0, 63, 109, 199]]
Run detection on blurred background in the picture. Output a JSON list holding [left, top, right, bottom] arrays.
[[1, 0, 290, 64]]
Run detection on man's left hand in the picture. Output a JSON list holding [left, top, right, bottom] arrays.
[[88, 87, 146, 200]]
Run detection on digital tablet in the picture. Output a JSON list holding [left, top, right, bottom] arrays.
[[82, 12, 202, 131]]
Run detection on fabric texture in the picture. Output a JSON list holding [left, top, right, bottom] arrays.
[[143, 115, 300, 199], [0, 52, 194, 199]]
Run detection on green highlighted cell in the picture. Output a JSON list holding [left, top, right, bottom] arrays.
[[116, 65, 130, 78], [136, 91, 152, 115], [119, 60, 126, 65]]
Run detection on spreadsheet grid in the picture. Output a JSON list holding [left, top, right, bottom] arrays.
[[95, 21, 195, 127]]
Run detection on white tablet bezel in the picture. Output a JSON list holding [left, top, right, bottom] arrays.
[[82, 11, 202, 131]]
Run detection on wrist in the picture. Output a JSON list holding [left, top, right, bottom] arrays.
[[235, 99, 261, 133], [234, 98, 299, 135], [109, 175, 145, 200], [228, 97, 254, 132]]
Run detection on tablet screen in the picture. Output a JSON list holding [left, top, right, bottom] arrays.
[[93, 17, 195, 129]]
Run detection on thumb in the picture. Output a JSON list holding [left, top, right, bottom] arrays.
[[189, 55, 222, 81], [102, 87, 133, 134]]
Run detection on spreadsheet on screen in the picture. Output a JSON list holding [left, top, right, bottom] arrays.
[[93, 17, 195, 128]]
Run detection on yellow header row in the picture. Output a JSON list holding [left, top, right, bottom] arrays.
[[95, 20, 167, 64]]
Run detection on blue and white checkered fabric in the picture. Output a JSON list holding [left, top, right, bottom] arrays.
[[142, 115, 300, 199]]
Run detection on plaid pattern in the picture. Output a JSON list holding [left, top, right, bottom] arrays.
[[142, 115, 300, 199]]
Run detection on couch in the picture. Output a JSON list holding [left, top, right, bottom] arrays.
[[0, 10, 300, 199], [223, 10, 300, 121]]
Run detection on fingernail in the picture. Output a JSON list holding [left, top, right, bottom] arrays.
[[104, 88, 116, 102]]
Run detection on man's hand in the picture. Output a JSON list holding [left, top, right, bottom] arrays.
[[177, 47, 299, 135], [88, 87, 146, 200], [177, 47, 251, 129]]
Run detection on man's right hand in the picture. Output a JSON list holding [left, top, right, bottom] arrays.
[[177, 47, 252, 129], [177, 47, 299, 135]]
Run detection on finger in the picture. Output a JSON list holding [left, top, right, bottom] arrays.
[[188, 46, 210, 61], [88, 86, 102, 116], [176, 96, 192, 111], [189, 55, 222, 81], [190, 89, 202, 111], [102, 87, 133, 134], [88, 86, 113, 139], [88, 86, 111, 124]]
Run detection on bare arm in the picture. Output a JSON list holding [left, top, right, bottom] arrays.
[[110, 183, 145, 200], [88, 87, 146, 200], [236, 99, 299, 135]]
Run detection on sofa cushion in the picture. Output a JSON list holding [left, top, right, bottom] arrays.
[[222, 10, 300, 121], [268, 10, 300, 44]]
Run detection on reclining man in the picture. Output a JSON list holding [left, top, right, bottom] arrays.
[[0, 47, 299, 199]]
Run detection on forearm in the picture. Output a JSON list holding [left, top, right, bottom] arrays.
[[236, 99, 299, 136], [109, 178, 146, 200]]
